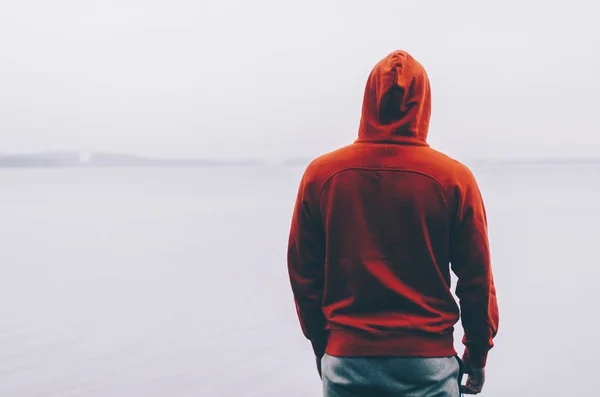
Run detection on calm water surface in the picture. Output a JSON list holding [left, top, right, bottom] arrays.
[[0, 164, 598, 396]]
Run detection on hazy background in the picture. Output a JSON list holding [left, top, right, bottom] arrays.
[[1, 1, 599, 397], [1, 0, 599, 161]]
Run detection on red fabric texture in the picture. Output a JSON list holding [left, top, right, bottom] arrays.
[[287, 50, 498, 368]]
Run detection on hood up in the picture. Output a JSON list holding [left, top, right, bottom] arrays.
[[357, 50, 431, 145]]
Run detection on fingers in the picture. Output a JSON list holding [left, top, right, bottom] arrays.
[[460, 378, 483, 395], [460, 384, 480, 394]]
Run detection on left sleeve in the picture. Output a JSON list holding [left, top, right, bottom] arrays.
[[450, 169, 499, 368], [287, 170, 327, 358]]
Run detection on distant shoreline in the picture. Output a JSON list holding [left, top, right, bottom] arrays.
[[0, 151, 598, 168], [470, 158, 600, 166], [0, 151, 265, 168]]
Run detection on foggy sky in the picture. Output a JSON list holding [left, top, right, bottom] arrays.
[[1, 0, 598, 161]]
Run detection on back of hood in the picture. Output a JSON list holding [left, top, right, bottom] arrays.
[[357, 50, 431, 145]]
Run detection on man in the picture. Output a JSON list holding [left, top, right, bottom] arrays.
[[287, 50, 499, 396]]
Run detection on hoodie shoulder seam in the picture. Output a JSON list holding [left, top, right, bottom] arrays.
[[318, 167, 449, 208]]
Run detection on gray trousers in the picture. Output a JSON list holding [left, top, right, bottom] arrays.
[[322, 354, 462, 397]]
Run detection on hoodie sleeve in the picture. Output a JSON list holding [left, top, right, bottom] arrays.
[[450, 168, 499, 368], [287, 169, 328, 358]]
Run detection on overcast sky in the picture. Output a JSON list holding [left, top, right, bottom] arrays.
[[1, 0, 598, 160]]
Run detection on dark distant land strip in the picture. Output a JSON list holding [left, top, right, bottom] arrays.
[[0, 152, 598, 168], [470, 157, 600, 165], [0, 152, 264, 168]]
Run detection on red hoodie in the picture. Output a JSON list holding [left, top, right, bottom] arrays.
[[287, 50, 499, 368]]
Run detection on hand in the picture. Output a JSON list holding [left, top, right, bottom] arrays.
[[316, 356, 322, 379], [461, 362, 485, 395]]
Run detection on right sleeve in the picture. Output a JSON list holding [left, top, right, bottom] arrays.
[[287, 170, 328, 358], [450, 169, 499, 368]]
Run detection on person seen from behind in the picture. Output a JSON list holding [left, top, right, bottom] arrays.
[[287, 50, 499, 396]]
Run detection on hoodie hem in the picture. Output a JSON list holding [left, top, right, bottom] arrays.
[[325, 328, 456, 358]]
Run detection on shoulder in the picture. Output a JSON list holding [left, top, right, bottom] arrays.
[[425, 148, 478, 185], [302, 145, 354, 182]]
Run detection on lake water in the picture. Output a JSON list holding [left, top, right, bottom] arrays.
[[0, 163, 598, 396]]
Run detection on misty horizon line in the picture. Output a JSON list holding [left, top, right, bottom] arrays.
[[1, 149, 600, 163], [0, 149, 599, 168]]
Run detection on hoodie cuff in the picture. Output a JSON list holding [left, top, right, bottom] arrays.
[[463, 347, 489, 369]]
